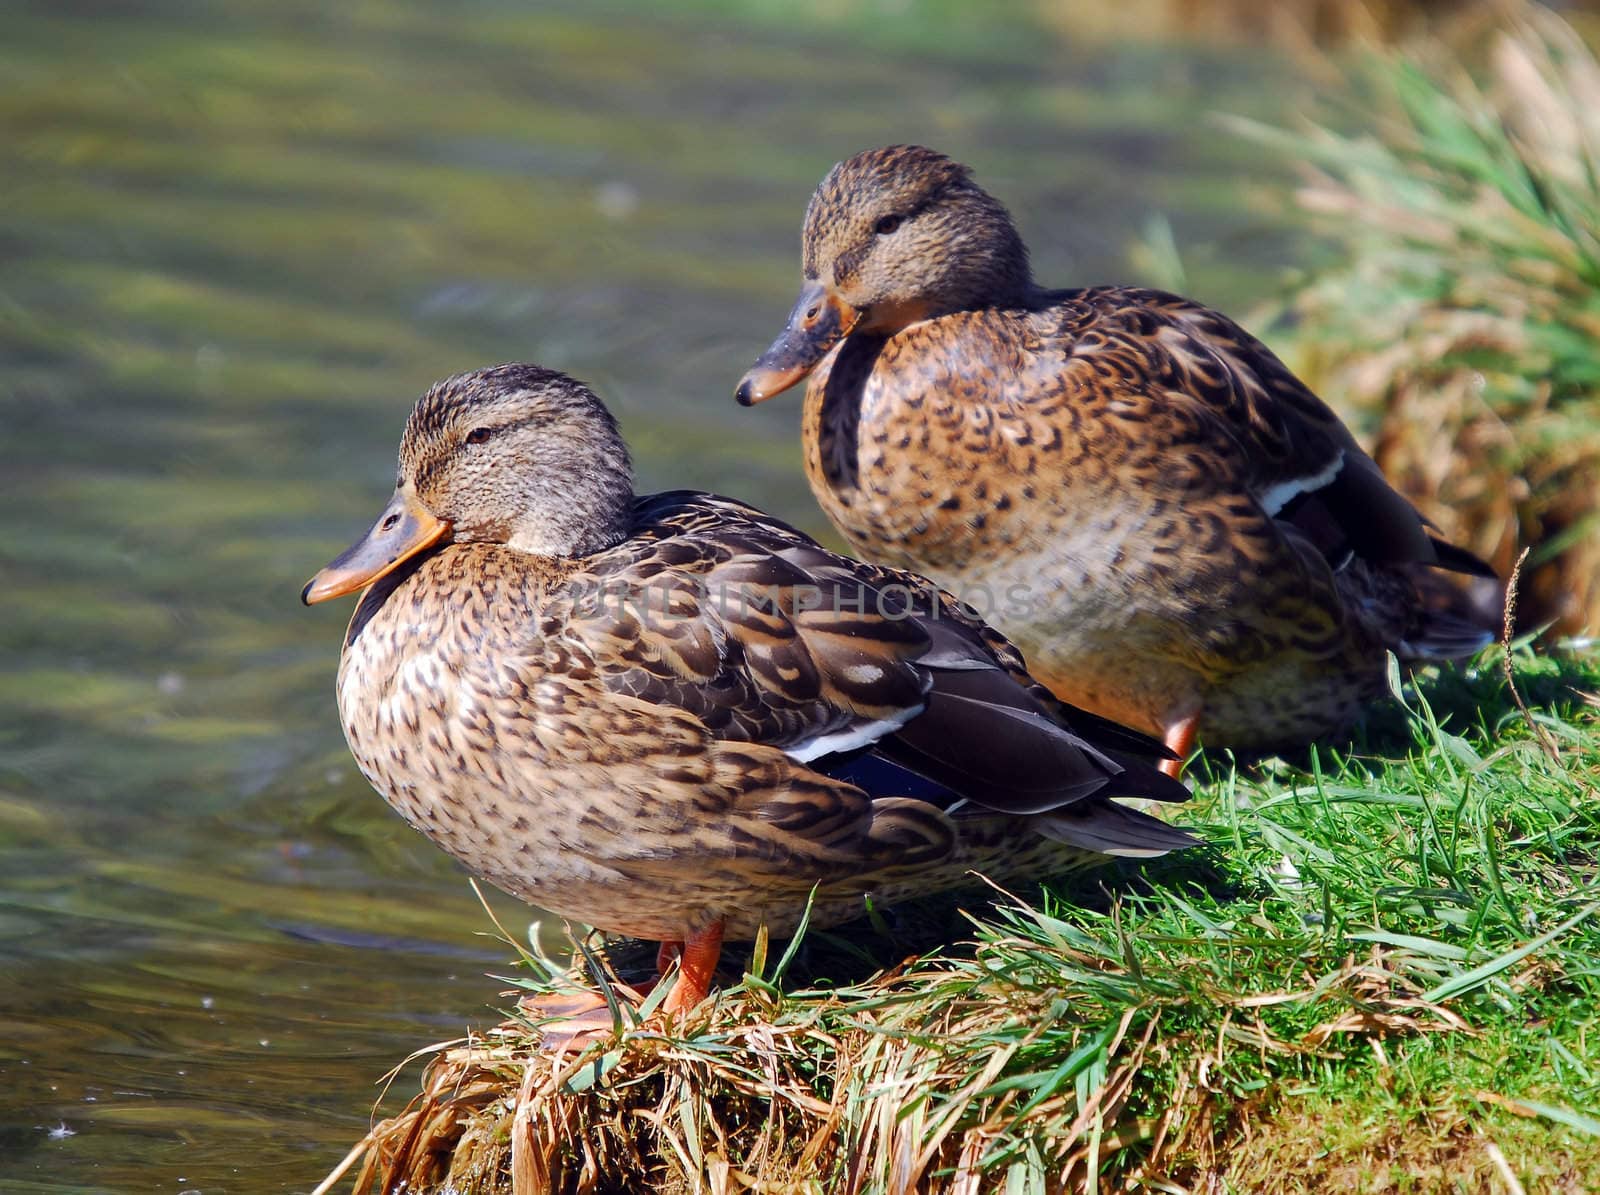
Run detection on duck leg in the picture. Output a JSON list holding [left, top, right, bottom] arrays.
[[1161, 712, 1201, 779], [520, 922, 724, 1050], [519, 942, 672, 1050], [659, 919, 724, 1017]]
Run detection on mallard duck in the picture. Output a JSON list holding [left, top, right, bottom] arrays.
[[303, 364, 1195, 1024], [736, 145, 1499, 771]]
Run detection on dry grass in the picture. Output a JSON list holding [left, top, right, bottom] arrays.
[[319, 928, 1506, 1195]]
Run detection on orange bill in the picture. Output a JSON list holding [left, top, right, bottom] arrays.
[[301, 489, 450, 605], [735, 280, 859, 406]]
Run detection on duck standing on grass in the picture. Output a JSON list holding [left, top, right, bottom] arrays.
[[737, 145, 1500, 775], [303, 364, 1195, 1033]]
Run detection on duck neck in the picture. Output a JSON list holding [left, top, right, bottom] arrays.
[[508, 521, 629, 559], [984, 241, 1035, 311], [956, 189, 1034, 312], [503, 468, 635, 559], [924, 255, 1034, 321]]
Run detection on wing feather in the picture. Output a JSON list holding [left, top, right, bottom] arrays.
[[1050, 287, 1497, 589], [568, 491, 1191, 823]]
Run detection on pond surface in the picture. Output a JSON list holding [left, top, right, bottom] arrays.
[[1, 2, 1301, 1189]]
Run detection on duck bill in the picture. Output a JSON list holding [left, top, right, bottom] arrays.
[[735, 281, 860, 406], [301, 491, 451, 605]]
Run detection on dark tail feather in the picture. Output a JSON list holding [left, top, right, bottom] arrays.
[[1033, 799, 1201, 857], [1101, 749, 1195, 806], [1428, 536, 1499, 579], [1031, 689, 1181, 762], [1400, 564, 1504, 661]]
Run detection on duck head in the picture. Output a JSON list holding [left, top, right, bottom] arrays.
[[302, 364, 634, 604], [736, 145, 1032, 405]]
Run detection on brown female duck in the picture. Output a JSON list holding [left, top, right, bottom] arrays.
[[737, 145, 1499, 770], [303, 364, 1194, 1022]]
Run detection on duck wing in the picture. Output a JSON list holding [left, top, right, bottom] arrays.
[[574, 491, 1193, 831], [1049, 286, 1497, 582]]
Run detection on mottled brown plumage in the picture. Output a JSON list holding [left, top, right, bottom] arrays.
[[305, 364, 1195, 1017], [738, 145, 1500, 760]]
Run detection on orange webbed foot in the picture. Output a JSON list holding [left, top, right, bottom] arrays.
[[519, 920, 726, 1051], [518, 983, 647, 1051]]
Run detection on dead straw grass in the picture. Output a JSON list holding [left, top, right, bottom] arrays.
[[316, 916, 1532, 1194]]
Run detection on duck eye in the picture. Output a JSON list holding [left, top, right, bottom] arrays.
[[465, 427, 493, 445], [873, 213, 903, 236]]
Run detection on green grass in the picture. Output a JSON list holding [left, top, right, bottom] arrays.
[[326, 645, 1600, 1194]]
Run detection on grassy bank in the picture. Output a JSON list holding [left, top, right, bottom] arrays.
[[320, 646, 1599, 1193]]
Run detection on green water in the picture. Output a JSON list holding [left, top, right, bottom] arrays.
[[0, 2, 1300, 1189]]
